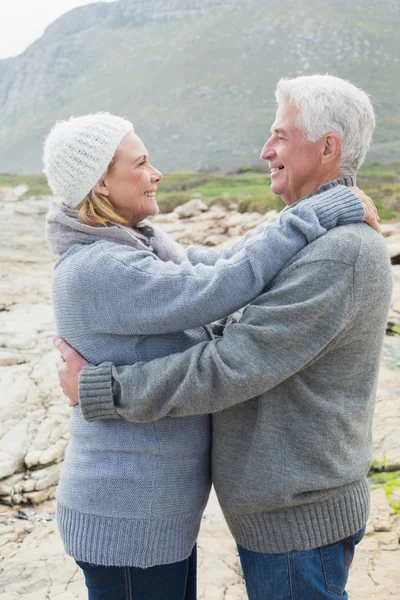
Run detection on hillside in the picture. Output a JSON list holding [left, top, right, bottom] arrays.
[[0, 0, 399, 174]]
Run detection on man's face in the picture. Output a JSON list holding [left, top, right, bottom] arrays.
[[260, 103, 326, 206]]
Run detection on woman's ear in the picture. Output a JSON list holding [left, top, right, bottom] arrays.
[[94, 177, 109, 196]]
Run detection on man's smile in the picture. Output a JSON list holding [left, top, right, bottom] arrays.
[[270, 166, 285, 177]]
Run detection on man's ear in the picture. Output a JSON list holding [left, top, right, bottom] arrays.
[[94, 177, 109, 196], [321, 133, 341, 164]]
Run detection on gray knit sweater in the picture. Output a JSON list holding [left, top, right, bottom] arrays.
[[47, 183, 364, 567], [79, 179, 392, 555]]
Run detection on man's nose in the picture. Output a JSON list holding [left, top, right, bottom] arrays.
[[260, 140, 275, 161]]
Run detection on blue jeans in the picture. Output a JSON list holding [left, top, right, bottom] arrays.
[[76, 545, 196, 600], [238, 528, 365, 599]]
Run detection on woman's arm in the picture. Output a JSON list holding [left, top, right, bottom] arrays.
[[68, 185, 364, 336], [185, 217, 275, 266], [184, 185, 373, 266]]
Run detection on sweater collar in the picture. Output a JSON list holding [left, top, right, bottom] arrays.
[[305, 175, 356, 200], [282, 175, 356, 213], [45, 200, 187, 264]]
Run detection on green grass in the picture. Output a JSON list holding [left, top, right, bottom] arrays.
[[358, 163, 398, 180], [157, 162, 400, 219], [0, 173, 50, 198], [2, 162, 400, 221], [157, 171, 210, 192], [357, 163, 400, 221], [357, 21, 385, 37], [368, 469, 400, 513], [156, 169, 282, 214]]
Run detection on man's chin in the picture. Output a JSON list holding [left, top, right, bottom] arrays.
[[270, 181, 285, 197], [270, 183, 296, 205]]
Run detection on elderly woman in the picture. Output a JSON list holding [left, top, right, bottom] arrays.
[[44, 112, 372, 600]]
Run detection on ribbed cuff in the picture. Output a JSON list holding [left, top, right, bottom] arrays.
[[79, 362, 117, 421], [307, 185, 365, 230]]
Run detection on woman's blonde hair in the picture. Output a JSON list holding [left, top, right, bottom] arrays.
[[77, 158, 129, 227]]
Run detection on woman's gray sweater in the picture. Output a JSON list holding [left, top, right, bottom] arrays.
[[46, 185, 363, 567]]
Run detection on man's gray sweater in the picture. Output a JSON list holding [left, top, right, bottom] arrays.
[[79, 180, 392, 554]]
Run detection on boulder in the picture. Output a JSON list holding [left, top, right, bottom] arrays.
[[387, 234, 400, 262], [391, 265, 400, 314], [0, 185, 29, 202], [174, 199, 209, 219]]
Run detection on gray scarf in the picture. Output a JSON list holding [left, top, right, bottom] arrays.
[[45, 200, 187, 264]]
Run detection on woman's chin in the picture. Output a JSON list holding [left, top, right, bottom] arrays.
[[138, 204, 159, 222], [148, 202, 160, 217]]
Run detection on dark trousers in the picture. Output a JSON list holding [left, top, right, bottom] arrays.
[[76, 545, 197, 600], [238, 527, 365, 600]]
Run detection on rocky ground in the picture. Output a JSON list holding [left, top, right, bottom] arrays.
[[0, 191, 399, 599]]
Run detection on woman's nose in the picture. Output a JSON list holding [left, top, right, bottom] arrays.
[[151, 167, 163, 182]]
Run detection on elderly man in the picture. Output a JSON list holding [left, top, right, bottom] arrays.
[[55, 75, 392, 599]]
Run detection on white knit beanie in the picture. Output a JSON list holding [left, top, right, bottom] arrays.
[[43, 112, 134, 208]]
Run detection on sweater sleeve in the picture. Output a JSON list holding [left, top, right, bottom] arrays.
[[185, 218, 275, 266], [79, 257, 355, 421], [185, 185, 363, 266], [78, 186, 362, 336]]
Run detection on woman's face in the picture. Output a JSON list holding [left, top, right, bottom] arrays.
[[101, 132, 163, 226]]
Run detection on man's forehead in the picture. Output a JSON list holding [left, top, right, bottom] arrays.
[[270, 104, 299, 134], [269, 119, 289, 135]]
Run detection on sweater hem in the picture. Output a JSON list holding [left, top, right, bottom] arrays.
[[57, 502, 204, 567], [224, 479, 370, 554]]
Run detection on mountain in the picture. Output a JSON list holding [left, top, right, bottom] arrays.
[[1, 0, 399, 174]]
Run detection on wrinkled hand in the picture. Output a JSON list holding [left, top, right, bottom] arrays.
[[53, 336, 88, 407], [350, 186, 380, 232]]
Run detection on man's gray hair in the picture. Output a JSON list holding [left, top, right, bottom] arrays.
[[275, 74, 376, 176]]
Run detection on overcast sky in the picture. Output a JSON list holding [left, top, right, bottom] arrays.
[[0, 0, 115, 60]]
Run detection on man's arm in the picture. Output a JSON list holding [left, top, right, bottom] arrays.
[[77, 256, 355, 421]]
